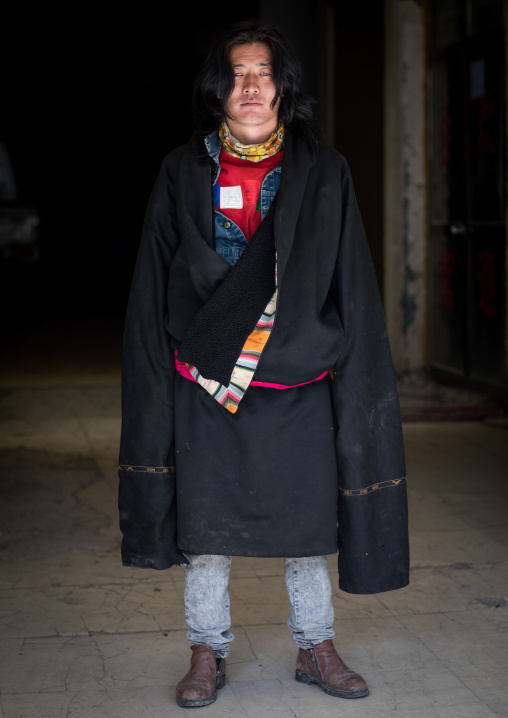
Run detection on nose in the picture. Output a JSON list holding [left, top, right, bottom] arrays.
[[242, 73, 259, 93]]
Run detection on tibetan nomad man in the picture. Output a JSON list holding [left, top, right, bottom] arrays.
[[118, 21, 409, 709]]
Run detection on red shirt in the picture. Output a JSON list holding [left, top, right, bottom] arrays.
[[215, 148, 283, 240]]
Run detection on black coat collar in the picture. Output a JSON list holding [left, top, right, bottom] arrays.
[[183, 126, 318, 285]]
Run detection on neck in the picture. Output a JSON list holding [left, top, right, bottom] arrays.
[[225, 119, 279, 145]]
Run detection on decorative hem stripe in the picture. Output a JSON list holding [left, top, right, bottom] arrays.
[[339, 477, 407, 497], [118, 465, 175, 474]]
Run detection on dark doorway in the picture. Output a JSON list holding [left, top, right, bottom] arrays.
[[428, 0, 506, 395]]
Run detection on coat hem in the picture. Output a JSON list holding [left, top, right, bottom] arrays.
[[338, 576, 410, 595], [121, 551, 185, 570], [177, 544, 338, 558]]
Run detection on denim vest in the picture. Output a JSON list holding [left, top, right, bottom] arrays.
[[204, 131, 282, 267]]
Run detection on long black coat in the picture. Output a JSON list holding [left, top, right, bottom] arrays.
[[118, 128, 410, 595]]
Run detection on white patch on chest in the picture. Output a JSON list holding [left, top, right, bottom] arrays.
[[220, 185, 243, 209]]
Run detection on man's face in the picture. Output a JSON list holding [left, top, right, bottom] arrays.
[[224, 43, 280, 143]]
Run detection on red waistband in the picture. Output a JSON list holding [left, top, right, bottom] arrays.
[[174, 351, 328, 390]]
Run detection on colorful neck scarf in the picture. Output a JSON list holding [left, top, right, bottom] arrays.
[[219, 121, 284, 162]]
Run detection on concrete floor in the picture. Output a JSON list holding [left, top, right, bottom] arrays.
[[0, 319, 507, 717]]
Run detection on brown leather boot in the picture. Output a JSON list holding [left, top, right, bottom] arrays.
[[176, 645, 226, 707], [295, 639, 369, 699]]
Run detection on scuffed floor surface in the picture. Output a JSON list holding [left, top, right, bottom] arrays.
[[0, 331, 507, 716]]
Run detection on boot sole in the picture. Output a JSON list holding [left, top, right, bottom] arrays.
[[295, 669, 369, 699], [176, 675, 226, 707]]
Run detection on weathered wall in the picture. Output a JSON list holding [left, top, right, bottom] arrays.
[[384, 0, 428, 374]]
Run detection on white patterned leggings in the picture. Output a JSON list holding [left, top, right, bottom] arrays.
[[184, 554, 336, 658]]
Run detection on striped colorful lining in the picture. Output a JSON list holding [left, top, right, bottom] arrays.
[[183, 266, 278, 413]]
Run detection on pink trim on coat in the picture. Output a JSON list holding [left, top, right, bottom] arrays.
[[174, 351, 328, 390]]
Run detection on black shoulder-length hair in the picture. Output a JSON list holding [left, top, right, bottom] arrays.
[[192, 21, 315, 137]]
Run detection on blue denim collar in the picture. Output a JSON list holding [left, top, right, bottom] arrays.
[[204, 131, 222, 165]]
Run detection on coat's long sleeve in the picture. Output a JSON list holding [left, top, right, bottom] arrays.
[[330, 158, 409, 594], [118, 157, 187, 569]]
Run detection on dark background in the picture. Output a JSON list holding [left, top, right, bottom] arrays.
[[2, 7, 243, 328], [1, 3, 384, 341]]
